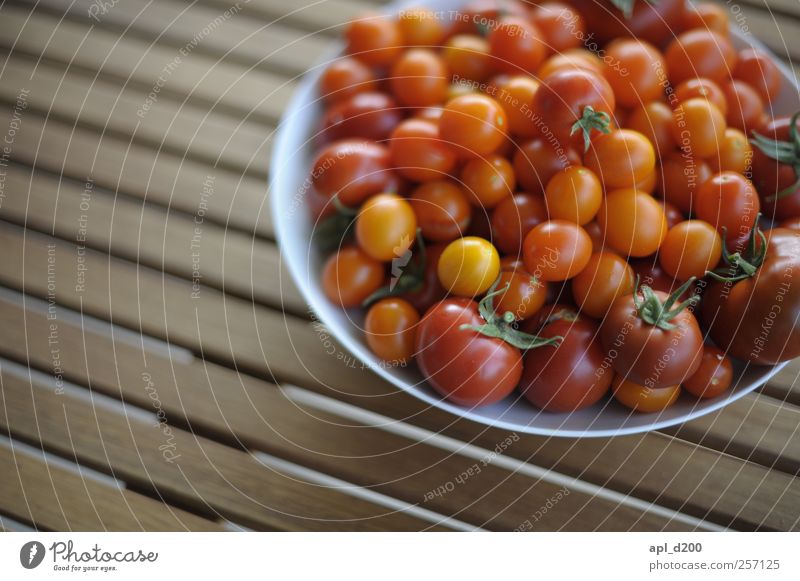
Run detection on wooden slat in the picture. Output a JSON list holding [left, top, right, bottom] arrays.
[[0, 221, 797, 530], [0, 162, 302, 314], [0, 106, 273, 239], [0, 363, 450, 532], [0, 4, 293, 124], [0, 52, 271, 175], [0, 437, 223, 531], [0, 289, 699, 531], [24, 0, 330, 75]]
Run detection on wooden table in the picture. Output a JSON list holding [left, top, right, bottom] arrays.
[[0, 0, 798, 532]]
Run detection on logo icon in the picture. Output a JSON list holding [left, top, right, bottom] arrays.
[[20, 541, 45, 569]]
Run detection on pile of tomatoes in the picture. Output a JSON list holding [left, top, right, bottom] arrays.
[[307, 0, 800, 414]]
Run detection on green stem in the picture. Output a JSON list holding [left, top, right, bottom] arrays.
[[705, 215, 768, 283], [571, 106, 612, 153], [633, 276, 698, 331], [751, 111, 800, 202]]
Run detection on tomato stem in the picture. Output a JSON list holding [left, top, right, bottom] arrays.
[[362, 229, 426, 306], [706, 215, 768, 283], [751, 110, 800, 202], [314, 195, 358, 252], [632, 276, 699, 331], [459, 278, 563, 350], [571, 106, 612, 153]]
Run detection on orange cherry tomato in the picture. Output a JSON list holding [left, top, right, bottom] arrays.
[[682, 345, 734, 399], [443, 34, 492, 82], [680, 2, 729, 35], [523, 220, 592, 281], [659, 219, 723, 281], [320, 57, 376, 103], [397, 7, 446, 47], [531, 2, 585, 53], [571, 252, 635, 318], [672, 98, 726, 159], [487, 15, 546, 74], [537, 49, 604, 79], [544, 166, 603, 225], [322, 246, 385, 307], [722, 80, 767, 133], [461, 153, 515, 208], [657, 153, 713, 214], [493, 75, 541, 137], [585, 129, 656, 189], [364, 298, 421, 363], [494, 270, 548, 321], [733, 48, 782, 103], [626, 101, 678, 158], [664, 29, 737, 85], [598, 189, 667, 257], [695, 171, 760, 244], [345, 14, 403, 67], [437, 236, 501, 297], [674, 77, 728, 116], [603, 38, 665, 108], [356, 193, 418, 262], [439, 94, 508, 157], [409, 180, 471, 242], [613, 377, 681, 412], [389, 118, 456, 182], [709, 128, 753, 174], [390, 49, 449, 108]]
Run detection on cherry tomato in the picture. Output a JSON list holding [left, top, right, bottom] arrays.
[[311, 140, 396, 207], [544, 166, 602, 225], [733, 48, 782, 103], [487, 16, 546, 74], [409, 180, 471, 242], [513, 138, 581, 193], [390, 49, 449, 108], [356, 193, 417, 262], [674, 77, 728, 116], [657, 153, 713, 214], [537, 49, 604, 79], [415, 298, 522, 406], [320, 92, 402, 143], [443, 34, 492, 82], [709, 128, 753, 174], [571, 252, 635, 318], [672, 98, 727, 159], [403, 242, 448, 314], [320, 57, 376, 103], [397, 7, 445, 47], [751, 115, 800, 220], [682, 345, 733, 399], [322, 245, 385, 307], [493, 75, 540, 137], [364, 298, 420, 363], [661, 200, 685, 229], [603, 39, 665, 108], [601, 288, 704, 389], [626, 101, 678, 158], [680, 2, 729, 35], [636, 169, 658, 194], [630, 257, 682, 295], [695, 172, 760, 244], [531, 2, 584, 53], [585, 129, 656, 189], [722, 80, 767, 133], [389, 118, 457, 182], [491, 193, 548, 255], [461, 154, 515, 208], [659, 219, 723, 281], [530, 68, 616, 146], [438, 236, 500, 297], [664, 29, 737, 84], [520, 318, 612, 412], [598, 189, 667, 257], [494, 270, 548, 321], [613, 378, 681, 413], [523, 220, 592, 282], [439, 94, 507, 157], [569, 0, 685, 45], [345, 14, 403, 67]]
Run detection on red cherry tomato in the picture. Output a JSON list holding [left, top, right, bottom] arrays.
[[682, 346, 733, 399], [390, 49, 449, 108], [311, 140, 396, 207], [345, 13, 403, 67], [322, 246, 385, 307], [389, 118, 457, 182], [409, 180, 471, 242], [664, 29, 737, 85], [487, 16, 546, 74], [513, 138, 581, 193], [491, 193, 549, 255], [320, 92, 402, 143], [320, 57, 376, 103], [439, 94, 508, 157], [523, 220, 592, 282], [695, 172, 760, 244], [734, 48, 782, 103]]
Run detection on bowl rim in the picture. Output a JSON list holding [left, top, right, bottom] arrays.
[[270, 0, 796, 437]]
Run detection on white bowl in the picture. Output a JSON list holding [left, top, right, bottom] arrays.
[[270, 0, 796, 437]]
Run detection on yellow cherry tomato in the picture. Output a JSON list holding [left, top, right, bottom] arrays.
[[437, 236, 500, 297]]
